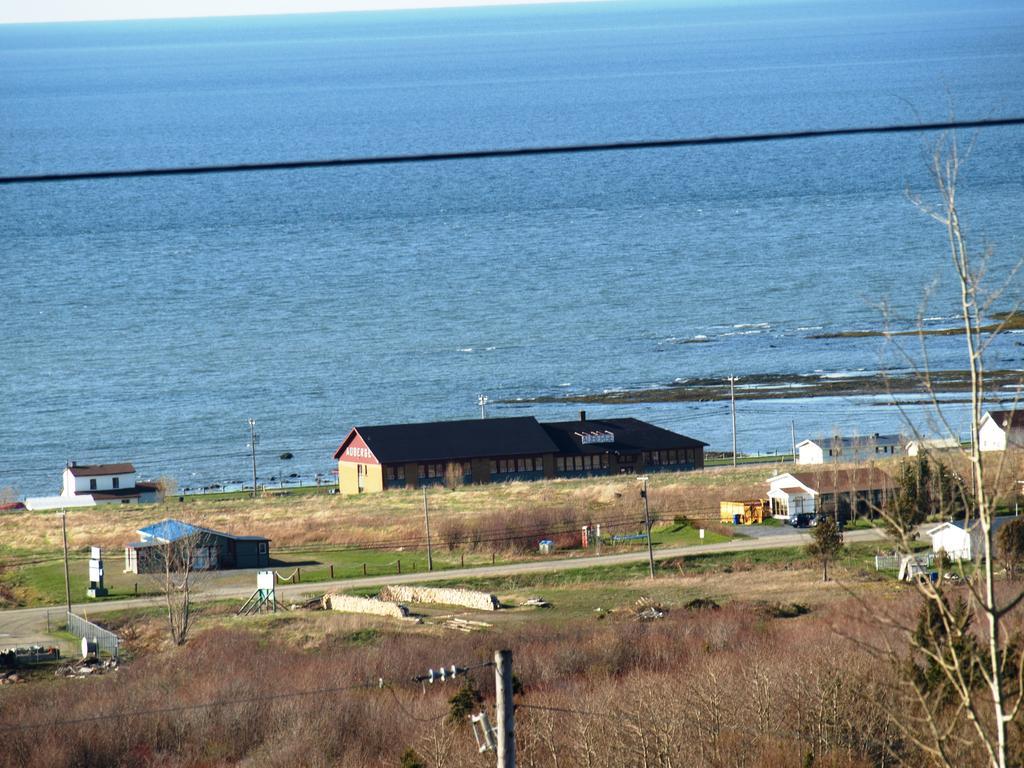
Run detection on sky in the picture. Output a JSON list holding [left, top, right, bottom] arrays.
[[0, 0, 604, 25]]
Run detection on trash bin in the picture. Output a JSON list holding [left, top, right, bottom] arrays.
[[539, 539, 554, 554], [733, 514, 741, 525]]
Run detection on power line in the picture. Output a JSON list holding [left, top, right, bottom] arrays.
[[1, 116, 1021, 185], [0, 658, 495, 733], [0, 679, 377, 733]]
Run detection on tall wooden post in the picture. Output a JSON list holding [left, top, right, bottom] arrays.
[[61, 510, 72, 615], [728, 375, 738, 467], [639, 476, 655, 579], [495, 649, 515, 768], [248, 418, 259, 497], [423, 486, 433, 572]]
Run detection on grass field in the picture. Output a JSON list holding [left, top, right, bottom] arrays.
[[1, 459, 922, 609]]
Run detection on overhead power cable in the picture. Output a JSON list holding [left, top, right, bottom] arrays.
[[1, 116, 1021, 185], [0, 680, 377, 733]]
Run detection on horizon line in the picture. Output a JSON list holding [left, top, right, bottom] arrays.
[[0, 0, 617, 27]]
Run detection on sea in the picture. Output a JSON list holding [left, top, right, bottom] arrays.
[[1, 0, 1023, 497]]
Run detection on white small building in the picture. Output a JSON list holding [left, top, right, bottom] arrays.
[[978, 410, 1024, 452], [928, 517, 1016, 562], [796, 433, 903, 465], [59, 462, 162, 505]]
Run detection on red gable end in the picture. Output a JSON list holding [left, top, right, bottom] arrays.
[[334, 429, 379, 465]]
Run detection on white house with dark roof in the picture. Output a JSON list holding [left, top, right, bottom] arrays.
[[60, 462, 162, 505], [796, 433, 903, 465], [767, 468, 892, 519], [979, 410, 1024, 452]]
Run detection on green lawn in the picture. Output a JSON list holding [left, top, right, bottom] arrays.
[[648, 522, 730, 547], [0, 546, 508, 608], [706, 454, 794, 467]]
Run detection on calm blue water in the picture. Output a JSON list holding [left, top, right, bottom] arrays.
[[2, 0, 1023, 496]]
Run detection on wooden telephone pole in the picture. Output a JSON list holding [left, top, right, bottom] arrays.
[[423, 487, 433, 572], [495, 649, 515, 768], [727, 375, 739, 467], [248, 418, 259, 497], [638, 476, 655, 579], [61, 509, 72, 614]]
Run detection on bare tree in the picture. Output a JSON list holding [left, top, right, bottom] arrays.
[[996, 519, 1024, 581], [148, 528, 213, 646], [876, 132, 1024, 768], [154, 475, 178, 498]]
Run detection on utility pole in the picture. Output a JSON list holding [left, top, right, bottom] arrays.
[[495, 649, 516, 768], [248, 418, 259, 497], [638, 476, 655, 579], [791, 420, 797, 462], [727, 376, 739, 467], [60, 509, 71, 615], [423, 486, 433, 571]]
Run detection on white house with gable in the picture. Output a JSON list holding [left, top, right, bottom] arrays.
[[796, 433, 903, 465], [60, 462, 162, 505], [767, 469, 892, 520], [978, 410, 1024, 452]]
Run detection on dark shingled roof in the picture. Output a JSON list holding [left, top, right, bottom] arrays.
[[67, 462, 135, 477], [988, 410, 1024, 430], [334, 417, 560, 464], [541, 418, 708, 455], [790, 468, 891, 494]]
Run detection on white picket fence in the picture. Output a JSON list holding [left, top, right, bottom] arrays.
[[874, 553, 934, 571]]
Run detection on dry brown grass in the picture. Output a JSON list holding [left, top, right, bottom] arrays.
[[0, 586, 977, 768], [0, 465, 783, 556], [7, 452, 1015, 558]]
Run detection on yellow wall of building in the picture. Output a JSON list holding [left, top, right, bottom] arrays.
[[338, 461, 384, 494]]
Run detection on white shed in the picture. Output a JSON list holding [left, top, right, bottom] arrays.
[[929, 517, 1018, 562], [928, 522, 973, 561]]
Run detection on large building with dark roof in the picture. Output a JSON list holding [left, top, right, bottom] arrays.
[[333, 411, 707, 493]]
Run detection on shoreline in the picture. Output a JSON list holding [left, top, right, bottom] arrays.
[[512, 368, 1024, 405]]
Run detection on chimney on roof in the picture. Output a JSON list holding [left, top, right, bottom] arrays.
[[579, 410, 587, 422]]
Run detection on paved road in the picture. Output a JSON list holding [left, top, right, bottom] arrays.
[[0, 527, 890, 647]]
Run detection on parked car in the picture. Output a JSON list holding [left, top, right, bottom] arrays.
[[790, 513, 816, 528]]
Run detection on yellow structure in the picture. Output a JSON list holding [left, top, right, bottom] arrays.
[[719, 499, 768, 525], [338, 461, 384, 495]]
